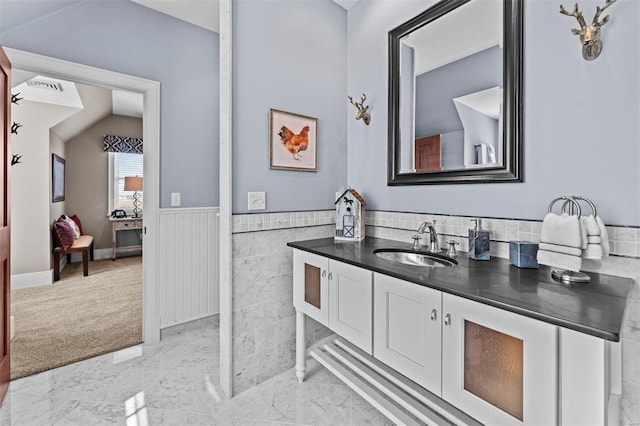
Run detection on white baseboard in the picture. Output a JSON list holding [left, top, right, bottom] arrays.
[[11, 270, 53, 289]]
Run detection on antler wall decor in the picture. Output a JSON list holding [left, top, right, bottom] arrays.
[[11, 93, 23, 105], [348, 93, 371, 125], [10, 93, 24, 166], [11, 122, 22, 135], [559, 0, 616, 61]]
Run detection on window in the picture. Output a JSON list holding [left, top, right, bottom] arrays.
[[108, 152, 143, 215]]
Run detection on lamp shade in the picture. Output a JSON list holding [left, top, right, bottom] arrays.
[[124, 176, 143, 192]]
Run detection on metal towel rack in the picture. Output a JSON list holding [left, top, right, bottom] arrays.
[[546, 195, 593, 285]]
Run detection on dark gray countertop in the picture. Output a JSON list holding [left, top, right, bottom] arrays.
[[287, 237, 634, 342]]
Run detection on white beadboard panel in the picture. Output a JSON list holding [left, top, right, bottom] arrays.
[[158, 207, 220, 328]]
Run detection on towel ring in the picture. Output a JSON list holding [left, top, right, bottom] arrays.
[[548, 196, 581, 218], [562, 196, 597, 218], [546, 196, 591, 285]]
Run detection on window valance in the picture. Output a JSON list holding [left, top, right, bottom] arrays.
[[103, 135, 143, 154]]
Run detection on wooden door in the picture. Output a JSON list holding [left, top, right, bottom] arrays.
[[415, 135, 442, 172], [0, 45, 11, 406]]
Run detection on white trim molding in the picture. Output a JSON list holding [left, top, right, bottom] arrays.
[[219, 0, 233, 399]]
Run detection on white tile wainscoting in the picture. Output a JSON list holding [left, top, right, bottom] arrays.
[[157, 208, 220, 329], [231, 221, 335, 395], [231, 209, 640, 425]]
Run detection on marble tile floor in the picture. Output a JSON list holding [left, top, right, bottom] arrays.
[[0, 316, 392, 425]]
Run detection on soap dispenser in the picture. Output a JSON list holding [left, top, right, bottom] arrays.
[[469, 219, 490, 261]]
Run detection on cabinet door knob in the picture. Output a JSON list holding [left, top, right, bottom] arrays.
[[444, 313, 451, 326], [328, 272, 333, 280], [322, 270, 327, 278], [430, 309, 437, 321]]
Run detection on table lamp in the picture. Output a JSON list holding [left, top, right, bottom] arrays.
[[124, 176, 143, 218]]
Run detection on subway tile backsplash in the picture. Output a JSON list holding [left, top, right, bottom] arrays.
[[364, 210, 639, 259], [233, 209, 640, 259], [232, 210, 334, 233]]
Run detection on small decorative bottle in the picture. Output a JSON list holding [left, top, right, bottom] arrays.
[[469, 219, 490, 261]]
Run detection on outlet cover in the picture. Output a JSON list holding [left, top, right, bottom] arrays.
[[248, 192, 266, 210], [171, 192, 181, 207]]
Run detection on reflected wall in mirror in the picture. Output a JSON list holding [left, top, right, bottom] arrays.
[[388, 0, 523, 185]]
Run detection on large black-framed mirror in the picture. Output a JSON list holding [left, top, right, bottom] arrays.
[[388, 0, 523, 185]]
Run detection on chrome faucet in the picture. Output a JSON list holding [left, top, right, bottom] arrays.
[[413, 220, 439, 252]]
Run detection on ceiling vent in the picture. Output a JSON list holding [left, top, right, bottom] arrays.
[[26, 79, 64, 92]]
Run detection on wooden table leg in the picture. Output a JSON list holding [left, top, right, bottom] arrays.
[[53, 251, 61, 282], [82, 249, 89, 277]]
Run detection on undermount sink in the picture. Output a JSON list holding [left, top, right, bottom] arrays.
[[373, 248, 458, 267]]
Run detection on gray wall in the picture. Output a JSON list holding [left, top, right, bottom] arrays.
[[0, 0, 220, 208], [347, 0, 640, 227], [232, 0, 348, 214], [66, 115, 143, 250]]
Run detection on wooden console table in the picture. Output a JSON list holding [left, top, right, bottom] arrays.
[[110, 217, 143, 260]]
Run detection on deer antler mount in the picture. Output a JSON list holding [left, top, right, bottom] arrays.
[[348, 93, 371, 126], [559, 0, 616, 61]]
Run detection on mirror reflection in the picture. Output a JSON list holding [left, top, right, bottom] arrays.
[[398, 0, 504, 173]]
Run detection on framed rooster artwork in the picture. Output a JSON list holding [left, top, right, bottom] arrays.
[[270, 109, 318, 172]]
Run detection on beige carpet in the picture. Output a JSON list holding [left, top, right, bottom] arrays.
[[10, 256, 142, 380]]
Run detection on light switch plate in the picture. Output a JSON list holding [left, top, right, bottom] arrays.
[[171, 192, 181, 207], [248, 192, 266, 210]]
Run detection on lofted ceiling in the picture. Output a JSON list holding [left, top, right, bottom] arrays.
[[333, 0, 361, 10], [131, 0, 221, 33], [13, 75, 143, 143], [131, 0, 361, 33]]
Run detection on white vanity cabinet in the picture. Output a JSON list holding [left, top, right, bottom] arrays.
[[291, 244, 623, 425], [441, 293, 558, 426], [373, 273, 442, 393], [372, 274, 558, 426], [292, 250, 373, 353]]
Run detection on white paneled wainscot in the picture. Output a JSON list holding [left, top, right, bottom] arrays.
[[157, 207, 220, 328]]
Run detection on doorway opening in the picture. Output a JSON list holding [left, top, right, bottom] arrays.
[[6, 48, 160, 379]]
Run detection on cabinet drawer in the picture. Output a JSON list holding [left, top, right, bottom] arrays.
[[114, 220, 142, 230]]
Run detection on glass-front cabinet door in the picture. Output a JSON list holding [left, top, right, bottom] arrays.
[[442, 293, 557, 426], [293, 250, 329, 326]]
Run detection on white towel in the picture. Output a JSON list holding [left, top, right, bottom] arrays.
[[583, 244, 603, 260], [537, 249, 582, 272], [579, 214, 608, 260], [538, 213, 584, 271], [539, 242, 583, 257], [581, 215, 600, 236], [540, 213, 583, 248], [596, 216, 610, 258]]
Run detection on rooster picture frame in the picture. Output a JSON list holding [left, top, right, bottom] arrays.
[[269, 108, 318, 172]]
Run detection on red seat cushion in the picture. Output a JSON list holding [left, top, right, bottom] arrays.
[[70, 214, 84, 235], [53, 219, 75, 251]]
